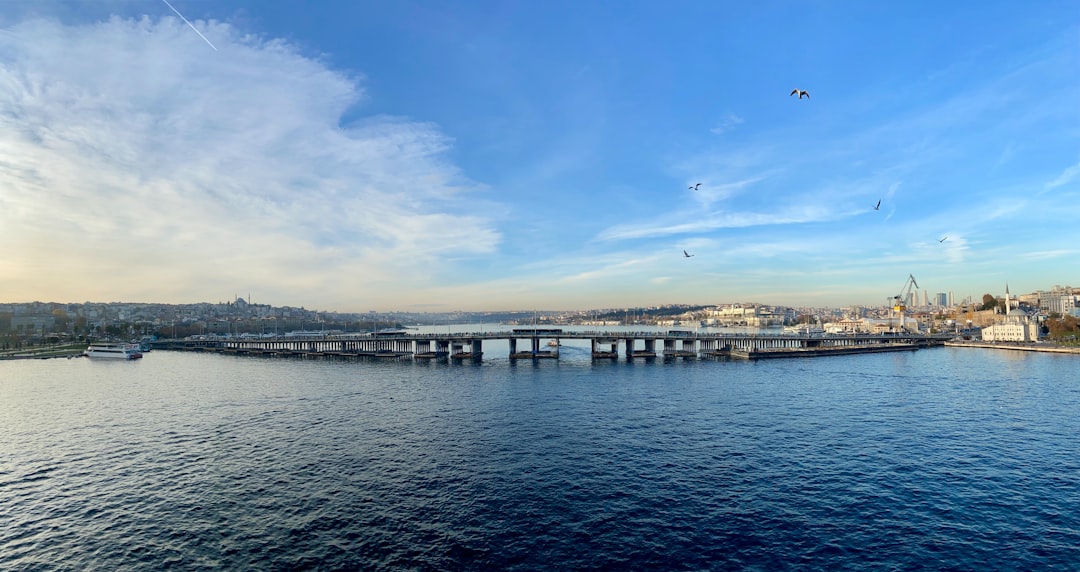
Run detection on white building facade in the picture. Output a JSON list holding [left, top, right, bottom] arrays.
[[981, 320, 1039, 342], [983, 284, 1039, 342]]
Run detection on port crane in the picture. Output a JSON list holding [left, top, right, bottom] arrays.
[[889, 274, 918, 332]]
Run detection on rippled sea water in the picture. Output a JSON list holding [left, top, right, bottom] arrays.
[[3, 346, 1079, 570]]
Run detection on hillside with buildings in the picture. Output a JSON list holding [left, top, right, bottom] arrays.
[[2, 285, 1078, 349]]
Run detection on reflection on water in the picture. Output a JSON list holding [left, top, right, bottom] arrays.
[[2, 347, 1079, 570]]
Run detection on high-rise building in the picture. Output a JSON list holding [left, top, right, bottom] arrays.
[[936, 292, 948, 307]]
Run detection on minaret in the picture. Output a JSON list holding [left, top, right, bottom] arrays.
[[1005, 283, 1010, 317]]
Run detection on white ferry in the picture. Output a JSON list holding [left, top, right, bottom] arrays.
[[84, 343, 143, 359], [783, 325, 826, 335]]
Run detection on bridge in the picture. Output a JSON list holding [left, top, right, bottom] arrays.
[[152, 328, 952, 361]]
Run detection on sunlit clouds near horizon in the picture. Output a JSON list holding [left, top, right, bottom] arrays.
[[1, 2, 1078, 311]]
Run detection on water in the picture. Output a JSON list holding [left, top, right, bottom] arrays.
[[3, 346, 1079, 570]]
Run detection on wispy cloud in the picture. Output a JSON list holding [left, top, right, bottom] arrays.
[[556, 254, 663, 283], [709, 114, 744, 135], [0, 16, 499, 307], [691, 175, 769, 206], [1043, 158, 1080, 193], [596, 204, 853, 241], [1026, 249, 1075, 260]]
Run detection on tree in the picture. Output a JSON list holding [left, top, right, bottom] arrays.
[[1046, 316, 1079, 342], [74, 316, 88, 335], [51, 309, 70, 332], [979, 293, 998, 311]]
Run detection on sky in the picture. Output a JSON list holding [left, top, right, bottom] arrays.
[[1, 1, 1078, 312]]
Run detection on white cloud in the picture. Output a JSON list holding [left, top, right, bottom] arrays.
[[1026, 249, 1075, 260], [0, 16, 500, 307], [595, 204, 848, 241], [556, 255, 662, 284], [1043, 159, 1080, 192], [709, 114, 744, 135], [691, 175, 768, 206]]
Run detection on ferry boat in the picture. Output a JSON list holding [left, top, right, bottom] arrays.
[[783, 325, 826, 335], [84, 343, 143, 359]]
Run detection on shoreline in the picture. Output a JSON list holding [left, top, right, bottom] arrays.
[[0, 350, 85, 360], [945, 341, 1080, 354]]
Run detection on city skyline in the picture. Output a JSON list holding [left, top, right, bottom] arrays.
[[1, 2, 1077, 312]]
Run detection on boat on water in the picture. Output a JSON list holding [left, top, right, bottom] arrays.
[[783, 325, 826, 335], [547, 340, 561, 347], [84, 343, 143, 359]]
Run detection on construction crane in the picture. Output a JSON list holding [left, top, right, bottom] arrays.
[[889, 274, 918, 332]]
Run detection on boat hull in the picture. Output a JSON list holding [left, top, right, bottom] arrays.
[[84, 344, 143, 359]]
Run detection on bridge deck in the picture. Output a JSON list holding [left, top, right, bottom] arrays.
[[154, 330, 951, 361]]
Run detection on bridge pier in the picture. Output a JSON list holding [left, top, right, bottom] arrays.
[[509, 336, 557, 359], [450, 339, 483, 360], [416, 339, 450, 359], [625, 338, 657, 359], [591, 338, 618, 359], [663, 338, 697, 358]]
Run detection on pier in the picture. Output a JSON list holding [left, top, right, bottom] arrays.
[[153, 329, 951, 361]]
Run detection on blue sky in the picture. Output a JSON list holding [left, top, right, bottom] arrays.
[[1, 1, 1077, 311]]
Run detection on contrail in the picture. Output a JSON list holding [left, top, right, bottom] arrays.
[[161, 0, 218, 51]]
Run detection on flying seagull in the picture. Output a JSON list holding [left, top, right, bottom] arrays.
[[694, 183, 702, 190], [873, 199, 881, 210], [683, 250, 695, 258], [790, 88, 809, 99], [939, 236, 948, 243]]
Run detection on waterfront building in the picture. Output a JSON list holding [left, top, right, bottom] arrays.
[[823, 318, 867, 334], [981, 320, 1039, 342], [982, 285, 1039, 342], [706, 304, 783, 327], [866, 317, 919, 333]]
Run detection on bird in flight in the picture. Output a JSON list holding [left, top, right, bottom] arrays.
[[683, 250, 695, 258], [939, 237, 948, 243], [694, 183, 702, 190], [873, 199, 881, 210], [790, 89, 810, 99]]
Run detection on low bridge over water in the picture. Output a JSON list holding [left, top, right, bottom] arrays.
[[153, 328, 952, 361]]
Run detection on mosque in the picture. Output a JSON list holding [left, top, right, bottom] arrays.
[[980, 284, 1040, 342]]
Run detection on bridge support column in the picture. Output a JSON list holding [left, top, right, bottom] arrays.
[[591, 338, 618, 359]]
